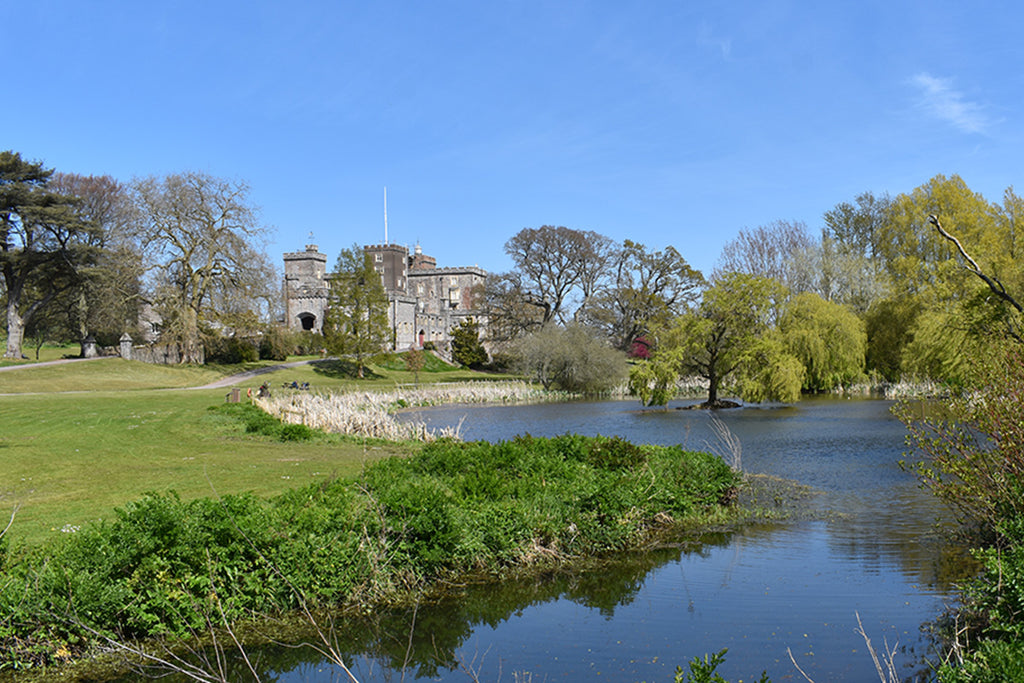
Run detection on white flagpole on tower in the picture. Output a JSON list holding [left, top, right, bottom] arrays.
[[384, 187, 389, 245]]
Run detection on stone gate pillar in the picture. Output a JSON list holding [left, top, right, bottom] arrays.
[[119, 333, 133, 360]]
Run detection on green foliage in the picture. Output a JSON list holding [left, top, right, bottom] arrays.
[[864, 295, 922, 381], [0, 434, 737, 670], [666, 648, 770, 683], [204, 335, 259, 364], [901, 307, 973, 387], [511, 323, 628, 393], [628, 346, 684, 406], [899, 346, 1024, 675], [633, 274, 799, 406], [323, 244, 390, 378], [897, 346, 1024, 541], [259, 325, 295, 361], [451, 317, 488, 368], [1, 151, 102, 360], [779, 292, 865, 391], [735, 336, 804, 403], [939, 638, 1024, 682], [214, 403, 314, 442]]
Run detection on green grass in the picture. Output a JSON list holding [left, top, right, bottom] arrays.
[[0, 389, 412, 545], [0, 353, 512, 544], [0, 342, 80, 367], [0, 358, 227, 392]]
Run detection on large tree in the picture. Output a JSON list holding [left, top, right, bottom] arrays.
[[585, 240, 704, 351], [49, 172, 142, 344], [131, 172, 273, 363], [322, 245, 389, 378], [501, 225, 612, 326], [630, 273, 801, 407], [779, 291, 866, 392], [0, 152, 100, 359]]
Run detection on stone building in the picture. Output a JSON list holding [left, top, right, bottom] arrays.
[[282, 242, 486, 353], [282, 244, 329, 333]]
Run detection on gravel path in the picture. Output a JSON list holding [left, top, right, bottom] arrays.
[[0, 356, 328, 390]]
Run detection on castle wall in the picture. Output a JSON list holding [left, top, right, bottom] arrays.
[[283, 242, 487, 354]]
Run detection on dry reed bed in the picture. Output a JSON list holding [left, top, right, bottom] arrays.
[[256, 381, 566, 441]]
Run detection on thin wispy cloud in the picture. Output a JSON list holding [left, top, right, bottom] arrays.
[[910, 72, 991, 134], [697, 22, 732, 59]]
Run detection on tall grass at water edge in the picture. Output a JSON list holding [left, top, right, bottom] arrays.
[[258, 381, 570, 441]]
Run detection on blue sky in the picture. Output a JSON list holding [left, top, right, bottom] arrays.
[[5, 1, 1022, 278]]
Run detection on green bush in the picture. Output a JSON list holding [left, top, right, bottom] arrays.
[[0, 434, 737, 671], [206, 336, 259, 364], [259, 325, 295, 361], [213, 403, 314, 442]]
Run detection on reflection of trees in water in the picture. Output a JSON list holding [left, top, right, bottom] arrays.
[[136, 533, 740, 682], [822, 487, 977, 590]]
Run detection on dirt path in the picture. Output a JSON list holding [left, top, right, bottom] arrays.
[[0, 356, 111, 372], [190, 359, 326, 389], [0, 356, 328, 390]]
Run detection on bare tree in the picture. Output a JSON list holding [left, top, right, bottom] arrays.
[[714, 219, 815, 293], [131, 172, 273, 363], [503, 225, 609, 325]]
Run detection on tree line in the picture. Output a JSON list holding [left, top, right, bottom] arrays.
[[1, 151, 277, 362], [482, 173, 1024, 403], [5, 146, 1017, 398]]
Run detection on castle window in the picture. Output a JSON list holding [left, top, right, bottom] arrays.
[[374, 253, 383, 262]]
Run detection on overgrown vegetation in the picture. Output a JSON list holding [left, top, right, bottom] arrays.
[[0, 433, 737, 674], [897, 345, 1024, 680]]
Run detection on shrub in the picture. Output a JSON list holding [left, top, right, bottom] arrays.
[[259, 325, 294, 361], [206, 336, 259, 364]]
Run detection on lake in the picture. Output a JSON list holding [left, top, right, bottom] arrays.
[[140, 397, 970, 682]]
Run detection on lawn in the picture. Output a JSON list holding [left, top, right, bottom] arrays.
[[0, 353, 504, 545]]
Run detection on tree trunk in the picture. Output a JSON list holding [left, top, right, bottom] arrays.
[[5, 302, 24, 359], [707, 371, 719, 406]]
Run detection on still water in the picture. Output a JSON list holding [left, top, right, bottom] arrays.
[[243, 398, 968, 682]]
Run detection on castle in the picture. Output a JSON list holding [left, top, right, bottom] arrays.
[[282, 243, 487, 352]]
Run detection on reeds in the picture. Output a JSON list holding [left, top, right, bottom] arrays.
[[256, 381, 562, 442]]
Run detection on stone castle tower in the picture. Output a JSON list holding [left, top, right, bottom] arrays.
[[282, 244, 329, 333], [282, 241, 486, 352]]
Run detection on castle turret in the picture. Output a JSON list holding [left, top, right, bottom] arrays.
[[283, 245, 328, 332]]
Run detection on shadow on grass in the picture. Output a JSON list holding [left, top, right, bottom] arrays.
[[311, 359, 384, 380]]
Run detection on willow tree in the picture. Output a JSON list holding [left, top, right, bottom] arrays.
[[323, 245, 389, 379], [779, 292, 866, 392], [630, 273, 802, 408]]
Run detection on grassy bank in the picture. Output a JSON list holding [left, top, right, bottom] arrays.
[[0, 431, 738, 676], [0, 389, 411, 545], [0, 355, 503, 545]]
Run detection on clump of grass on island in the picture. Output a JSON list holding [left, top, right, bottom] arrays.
[[0, 434, 737, 674], [257, 381, 567, 441]]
